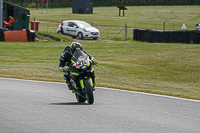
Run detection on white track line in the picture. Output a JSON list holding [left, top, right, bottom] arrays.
[[1, 77, 200, 103]]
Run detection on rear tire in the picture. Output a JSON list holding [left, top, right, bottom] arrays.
[[57, 31, 62, 34], [75, 93, 86, 103], [84, 79, 94, 104]]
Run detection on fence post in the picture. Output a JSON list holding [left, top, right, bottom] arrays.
[[107, 28, 109, 39], [0, 0, 2, 28], [41, 3, 43, 13], [163, 22, 165, 31], [36, 1, 38, 9], [47, 23, 48, 32], [21, 0, 24, 7], [46, 0, 48, 13], [125, 23, 127, 40], [34, 17, 35, 32]]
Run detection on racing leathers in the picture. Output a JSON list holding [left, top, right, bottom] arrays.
[[58, 46, 97, 90]]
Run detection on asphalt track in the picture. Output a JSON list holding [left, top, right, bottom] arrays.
[[0, 78, 200, 133]]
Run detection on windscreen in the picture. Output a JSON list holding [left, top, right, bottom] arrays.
[[72, 49, 88, 62], [77, 21, 92, 28]]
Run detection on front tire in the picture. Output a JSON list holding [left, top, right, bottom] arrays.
[[84, 79, 94, 104]]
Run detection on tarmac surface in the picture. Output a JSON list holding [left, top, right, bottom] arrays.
[[0, 78, 200, 133]]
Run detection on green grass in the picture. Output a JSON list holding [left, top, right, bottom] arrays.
[[36, 32, 73, 42], [0, 6, 200, 100], [0, 40, 200, 100], [29, 6, 200, 30], [29, 6, 200, 40]]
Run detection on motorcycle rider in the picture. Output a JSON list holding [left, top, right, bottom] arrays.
[[58, 42, 98, 90]]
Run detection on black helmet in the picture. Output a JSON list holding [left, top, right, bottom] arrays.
[[70, 42, 82, 54]]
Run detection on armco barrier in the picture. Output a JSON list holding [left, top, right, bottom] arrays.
[[133, 29, 200, 44]]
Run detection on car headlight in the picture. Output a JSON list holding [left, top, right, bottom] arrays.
[[83, 28, 90, 32]]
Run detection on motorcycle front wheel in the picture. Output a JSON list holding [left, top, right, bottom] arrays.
[[84, 79, 94, 104]]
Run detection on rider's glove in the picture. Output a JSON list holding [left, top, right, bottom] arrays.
[[92, 59, 98, 65], [62, 66, 69, 72]]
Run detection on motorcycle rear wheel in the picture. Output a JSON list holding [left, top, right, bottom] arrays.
[[75, 93, 86, 103], [85, 79, 94, 104]]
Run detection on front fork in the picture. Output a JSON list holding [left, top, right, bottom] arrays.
[[80, 78, 93, 91]]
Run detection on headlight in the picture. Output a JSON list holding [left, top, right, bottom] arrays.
[[83, 28, 90, 32], [81, 66, 87, 70]]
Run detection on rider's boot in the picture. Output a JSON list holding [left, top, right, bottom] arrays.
[[64, 77, 72, 90], [91, 72, 96, 91], [64, 72, 72, 90], [91, 79, 96, 91], [66, 80, 72, 90], [93, 82, 96, 91]]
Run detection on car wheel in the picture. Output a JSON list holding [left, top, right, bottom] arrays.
[[57, 31, 62, 34], [93, 38, 97, 40], [78, 32, 83, 39]]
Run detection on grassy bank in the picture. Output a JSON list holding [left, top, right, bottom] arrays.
[[1, 6, 199, 100], [30, 6, 200, 30], [0, 40, 200, 100], [29, 6, 200, 40]]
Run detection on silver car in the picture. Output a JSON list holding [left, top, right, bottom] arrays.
[[57, 20, 100, 40]]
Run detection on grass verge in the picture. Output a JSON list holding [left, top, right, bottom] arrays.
[[29, 6, 200, 41], [36, 32, 73, 42], [29, 6, 200, 30], [0, 40, 200, 100]]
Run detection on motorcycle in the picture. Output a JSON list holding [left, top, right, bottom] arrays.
[[69, 49, 96, 104]]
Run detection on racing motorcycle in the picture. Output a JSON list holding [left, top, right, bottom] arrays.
[[69, 49, 97, 104]]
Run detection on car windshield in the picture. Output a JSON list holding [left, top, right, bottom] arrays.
[[77, 21, 92, 28]]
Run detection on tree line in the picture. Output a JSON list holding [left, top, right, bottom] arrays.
[[4, 0, 200, 8]]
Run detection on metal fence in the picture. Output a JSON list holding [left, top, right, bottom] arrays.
[[33, 21, 132, 40], [30, 19, 199, 41]]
